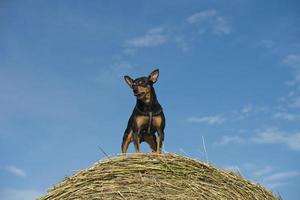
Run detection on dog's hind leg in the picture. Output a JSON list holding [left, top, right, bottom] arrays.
[[141, 133, 157, 153], [121, 128, 133, 154]]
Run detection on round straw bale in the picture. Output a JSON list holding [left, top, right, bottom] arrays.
[[38, 153, 278, 200]]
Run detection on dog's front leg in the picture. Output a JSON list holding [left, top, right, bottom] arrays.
[[156, 128, 164, 154], [121, 128, 133, 155], [133, 129, 141, 153]]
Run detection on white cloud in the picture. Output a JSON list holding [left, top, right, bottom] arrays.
[[291, 96, 300, 108], [256, 40, 276, 49], [231, 104, 268, 121], [283, 54, 300, 69], [241, 104, 253, 113], [123, 10, 231, 54], [264, 181, 287, 189], [174, 36, 189, 52], [214, 128, 300, 151], [283, 53, 300, 85], [253, 166, 273, 177], [215, 136, 245, 145], [188, 104, 267, 127], [187, 115, 225, 125], [90, 59, 135, 85], [186, 10, 232, 35], [223, 163, 298, 189], [277, 54, 300, 110], [125, 27, 167, 48], [263, 171, 300, 182], [261, 170, 300, 189], [252, 128, 300, 151], [187, 10, 217, 24], [273, 112, 300, 121], [0, 188, 42, 200], [5, 166, 26, 178], [122, 48, 137, 56], [213, 16, 231, 35]]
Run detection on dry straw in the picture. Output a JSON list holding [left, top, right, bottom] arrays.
[[38, 153, 278, 200]]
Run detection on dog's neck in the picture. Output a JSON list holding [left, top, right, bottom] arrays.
[[136, 87, 160, 113]]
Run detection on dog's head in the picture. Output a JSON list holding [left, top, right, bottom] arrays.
[[124, 69, 159, 103]]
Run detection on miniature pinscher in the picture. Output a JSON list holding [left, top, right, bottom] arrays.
[[122, 69, 165, 154]]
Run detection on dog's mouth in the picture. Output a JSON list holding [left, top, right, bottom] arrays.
[[134, 92, 146, 99]]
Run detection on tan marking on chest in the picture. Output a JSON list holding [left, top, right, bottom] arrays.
[[135, 115, 149, 128], [152, 115, 162, 127]]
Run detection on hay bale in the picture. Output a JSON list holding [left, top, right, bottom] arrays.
[[38, 153, 278, 200]]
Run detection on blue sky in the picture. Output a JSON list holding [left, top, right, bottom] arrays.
[[0, 0, 300, 199]]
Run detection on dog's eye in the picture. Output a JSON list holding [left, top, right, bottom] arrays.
[[138, 80, 144, 85]]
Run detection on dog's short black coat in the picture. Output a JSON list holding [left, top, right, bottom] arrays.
[[122, 69, 165, 154]]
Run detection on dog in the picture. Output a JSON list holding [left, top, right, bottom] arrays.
[[121, 69, 165, 154]]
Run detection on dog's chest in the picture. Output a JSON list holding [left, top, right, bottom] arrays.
[[135, 115, 162, 128]]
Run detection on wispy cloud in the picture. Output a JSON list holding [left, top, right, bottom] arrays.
[[263, 171, 300, 182], [291, 96, 300, 108], [122, 48, 137, 56], [231, 104, 268, 121], [262, 170, 300, 189], [188, 104, 267, 127], [174, 36, 189, 52], [125, 27, 168, 48], [187, 115, 225, 125], [214, 135, 245, 145], [122, 9, 232, 55], [253, 166, 273, 177], [186, 10, 232, 35], [256, 40, 276, 49], [215, 128, 300, 151], [277, 53, 300, 111], [241, 104, 254, 113], [89, 59, 135, 85], [223, 163, 299, 189], [187, 10, 217, 24], [252, 128, 300, 151], [231, 104, 255, 120], [213, 16, 232, 35], [0, 188, 42, 200], [4, 165, 27, 178], [284, 54, 300, 66], [283, 53, 300, 84], [264, 181, 287, 189], [273, 112, 300, 121]]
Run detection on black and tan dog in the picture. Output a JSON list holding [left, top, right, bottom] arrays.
[[122, 69, 165, 154]]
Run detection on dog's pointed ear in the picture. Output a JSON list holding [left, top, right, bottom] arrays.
[[124, 76, 134, 88], [148, 69, 159, 83]]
